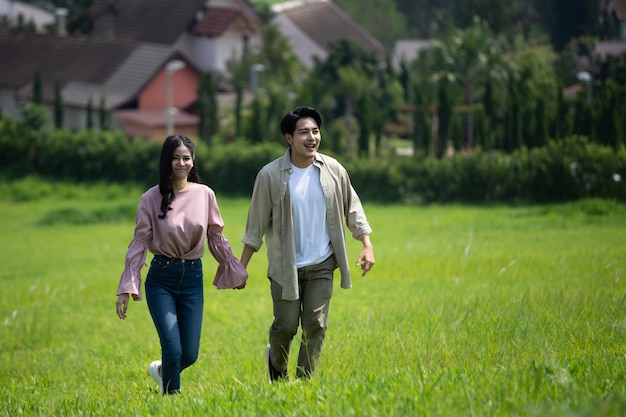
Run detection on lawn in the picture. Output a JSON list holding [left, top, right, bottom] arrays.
[[1, 182, 625, 416]]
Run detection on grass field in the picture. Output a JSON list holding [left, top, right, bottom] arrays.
[[1, 182, 625, 416]]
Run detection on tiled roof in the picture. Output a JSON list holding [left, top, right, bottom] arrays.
[[89, 0, 206, 44], [594, 40, 626, 58], [0, 28, 173, 108], [193, 7, 254, 37], [274, 0, 386, 59]]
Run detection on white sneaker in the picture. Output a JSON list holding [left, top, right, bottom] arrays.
[[148, 360, 163, 392]]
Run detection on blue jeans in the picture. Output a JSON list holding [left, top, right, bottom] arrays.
[[145, 255, 204, 394]]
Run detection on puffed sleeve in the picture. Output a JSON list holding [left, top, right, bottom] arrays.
[[208, 232, 248, 289], [116, 197, 152, 300], [205, 190, 248, 289]]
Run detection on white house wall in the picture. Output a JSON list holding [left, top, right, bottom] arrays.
[[271, 13, 326, 69], [0, 89, 19, 116], [176, 34, 218, 72], [176, 29, 262, 75]]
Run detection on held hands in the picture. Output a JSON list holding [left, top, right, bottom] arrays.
[[116, 294, 130, 319]]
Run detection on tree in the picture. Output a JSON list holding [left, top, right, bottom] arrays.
[[572, 92, 592, 138], [99, 94, 109, 131], [197, 72, 218, 144], [393, 0, 533, 38], [33, 69, 43, 105], [503, 75, 522, 151], [86, 96, 93, 129], [311, 40, 383, 157], [335, 64, 371, 157], [412, 82, 431, 155], [369, 63, 404, 155], [335, 0, 408, 49], [54, 79, 63, 129], [49, 0, 94, 35], [535, 0, 599, 51], [430, 18, 504, 149], [551, 81, 570, 140], [595, 79, 625, 147], [533, 95, 548, 147], [252, 11, 303, 142], [436, 80, 453, 155], [510, 47, 559, 148]]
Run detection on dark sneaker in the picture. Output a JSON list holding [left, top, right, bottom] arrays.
[[265, 344, 287, 383]]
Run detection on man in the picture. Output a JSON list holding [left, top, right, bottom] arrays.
[[240, 106, 375, 381]]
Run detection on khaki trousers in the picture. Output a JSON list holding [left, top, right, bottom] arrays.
[[268, 254, 337, 378]]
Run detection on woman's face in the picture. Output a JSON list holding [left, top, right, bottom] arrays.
[[171, 144, 194, 181]]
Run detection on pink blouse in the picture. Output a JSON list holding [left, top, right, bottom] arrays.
[[116, 183, 247, 300]]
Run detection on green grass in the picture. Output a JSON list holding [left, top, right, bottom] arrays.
[[1, 181, 625, 416]]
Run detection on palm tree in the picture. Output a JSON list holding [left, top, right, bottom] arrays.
[[430, 17, 504, 149]]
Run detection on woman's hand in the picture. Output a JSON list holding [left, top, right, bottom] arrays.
[[116, 294, 130, 319]]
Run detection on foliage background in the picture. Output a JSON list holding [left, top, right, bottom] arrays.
[[1, 115, 624, 204]]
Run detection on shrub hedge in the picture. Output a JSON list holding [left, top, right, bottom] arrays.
[[345, 137, 626, 204], [1, 116, 624, 204]]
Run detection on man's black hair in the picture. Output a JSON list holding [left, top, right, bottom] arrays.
[[280, 106, 322, 136]]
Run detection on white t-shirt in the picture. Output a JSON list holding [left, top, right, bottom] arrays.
[[289, 164, 333, 268]]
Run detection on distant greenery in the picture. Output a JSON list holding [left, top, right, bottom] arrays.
[[37, 204, 136, 225], [1, 189, 625, 416], [9, 0, 624, 205], [2, 121, 624, 204]]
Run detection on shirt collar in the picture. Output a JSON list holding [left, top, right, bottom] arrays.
[[279, 149, 324, 171]]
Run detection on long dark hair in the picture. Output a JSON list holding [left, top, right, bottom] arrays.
[[157, 135, 201, 219]]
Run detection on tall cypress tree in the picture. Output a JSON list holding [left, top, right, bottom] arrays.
[[33, 69, 43, 105], [552, 81, 568, 140], [206, 72, 218, 139], [54, 79, 63, 129], [481, 76, 495, 149], [533, 96, 548, 148], [437, 80, 453, 157], [86, 96, 93, 130], [504, 76, 522, 152], [197, 75, 209, 143], [412, 82, 430, 155], [99, 94, 109, 131]]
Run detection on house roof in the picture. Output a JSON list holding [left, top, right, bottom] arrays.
[[594, 40, 626, 58], [0, 0, 55, 30], [192, 7, 255, 37], [272, 0, 386, 66], [88, 0, 207, 44], [0, 28, 175, 108]]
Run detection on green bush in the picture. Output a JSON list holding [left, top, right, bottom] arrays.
[[1, 118, 624, 204], [380, 136, 625, 204], [197, 140, 284, 196]]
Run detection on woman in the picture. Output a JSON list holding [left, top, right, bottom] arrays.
[[115, 135, 247, 395]]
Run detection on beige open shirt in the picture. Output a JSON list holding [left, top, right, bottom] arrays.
[[242, 150, 372, 300]]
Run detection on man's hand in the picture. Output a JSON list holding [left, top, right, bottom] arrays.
[[356, 235, 375, 277]]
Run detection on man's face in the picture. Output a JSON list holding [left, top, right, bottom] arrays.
[[285, 117, 321, 168]]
